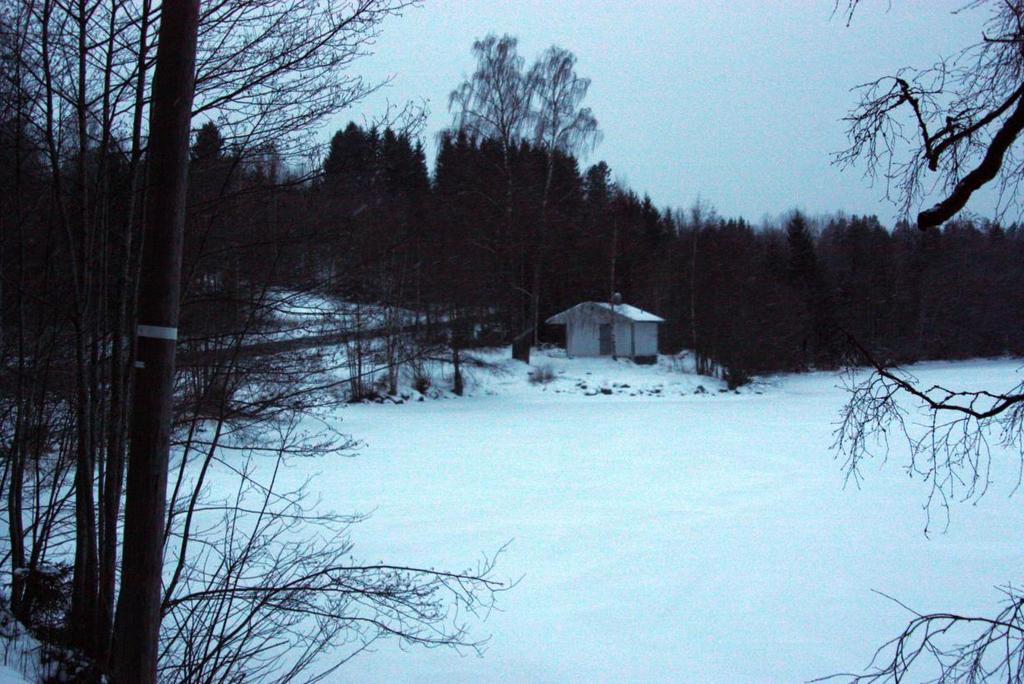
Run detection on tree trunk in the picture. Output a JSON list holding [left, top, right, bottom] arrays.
[[690, 227, 701, 374], [452, 345, 463, 396], [7, 61, 27, 618], [609, 220, 618, 359], [69, 0, 100, 650], [531, 155, 556, 346], [100, 8, 151, 660]]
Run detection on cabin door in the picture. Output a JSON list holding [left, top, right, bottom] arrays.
[[599, 323, 612, 355]]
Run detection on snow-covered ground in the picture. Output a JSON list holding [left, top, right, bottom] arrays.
[[0, 665, 28, 684], [211, 353, 1024, 681], [0, 604, 45, 684], [459, 347, 729, 399], [262, 289, 419, 341]]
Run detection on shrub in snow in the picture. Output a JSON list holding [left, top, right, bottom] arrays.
[[413, 371, 432, 394], [724, 365, 751, 390], [0, 587, 100, 684], [374, 372, 393, 396], [348, 381, 381, 403], [16, 563, 71, 641], [528, 364, 556, 385]]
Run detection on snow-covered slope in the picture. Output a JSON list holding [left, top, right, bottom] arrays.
[[0, 666, 28, 684], [0, 606, 43, 684]]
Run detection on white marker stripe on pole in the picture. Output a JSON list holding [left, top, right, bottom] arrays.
[[137, 324, 178, 341]]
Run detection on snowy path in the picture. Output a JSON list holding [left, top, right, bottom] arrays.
[[275, 359, 1024, 682]]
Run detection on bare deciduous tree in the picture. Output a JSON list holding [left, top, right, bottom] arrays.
[[158, 332, 504, 684], [448, 36, 600, 340], [818, 586, 1024, 683], [526, 46, 600, 342], [1, 0, 503, 680], [449, 34, 534, 156], [837, 0, 1024, 229], [832, 2, 1024, 680]]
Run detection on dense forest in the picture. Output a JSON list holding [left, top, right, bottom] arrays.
[[178, 116, 1024, 387]]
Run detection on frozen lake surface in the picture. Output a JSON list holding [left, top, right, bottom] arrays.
[[274, 356, 1024, 682]]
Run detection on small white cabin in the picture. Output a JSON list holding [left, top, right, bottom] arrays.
[[546, 302, 664, 364]]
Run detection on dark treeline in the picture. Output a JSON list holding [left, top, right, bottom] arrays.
[[238, 117, 1024, 387]]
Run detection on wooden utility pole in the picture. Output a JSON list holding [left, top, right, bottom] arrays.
[[111, 2, 199, 681]]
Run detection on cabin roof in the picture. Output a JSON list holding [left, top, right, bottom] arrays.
[[546, 301, 665, 325]]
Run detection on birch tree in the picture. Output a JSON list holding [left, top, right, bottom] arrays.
[[449, 37, 600, 338], [527, 46, 600, 341], [449, 34, 534, 332]]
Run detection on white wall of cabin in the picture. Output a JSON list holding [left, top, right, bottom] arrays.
[[633, 321, 659, 357], [560, 303, 659, 358]]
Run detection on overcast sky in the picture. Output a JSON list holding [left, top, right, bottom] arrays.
[[336, 2, 988, 227]]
